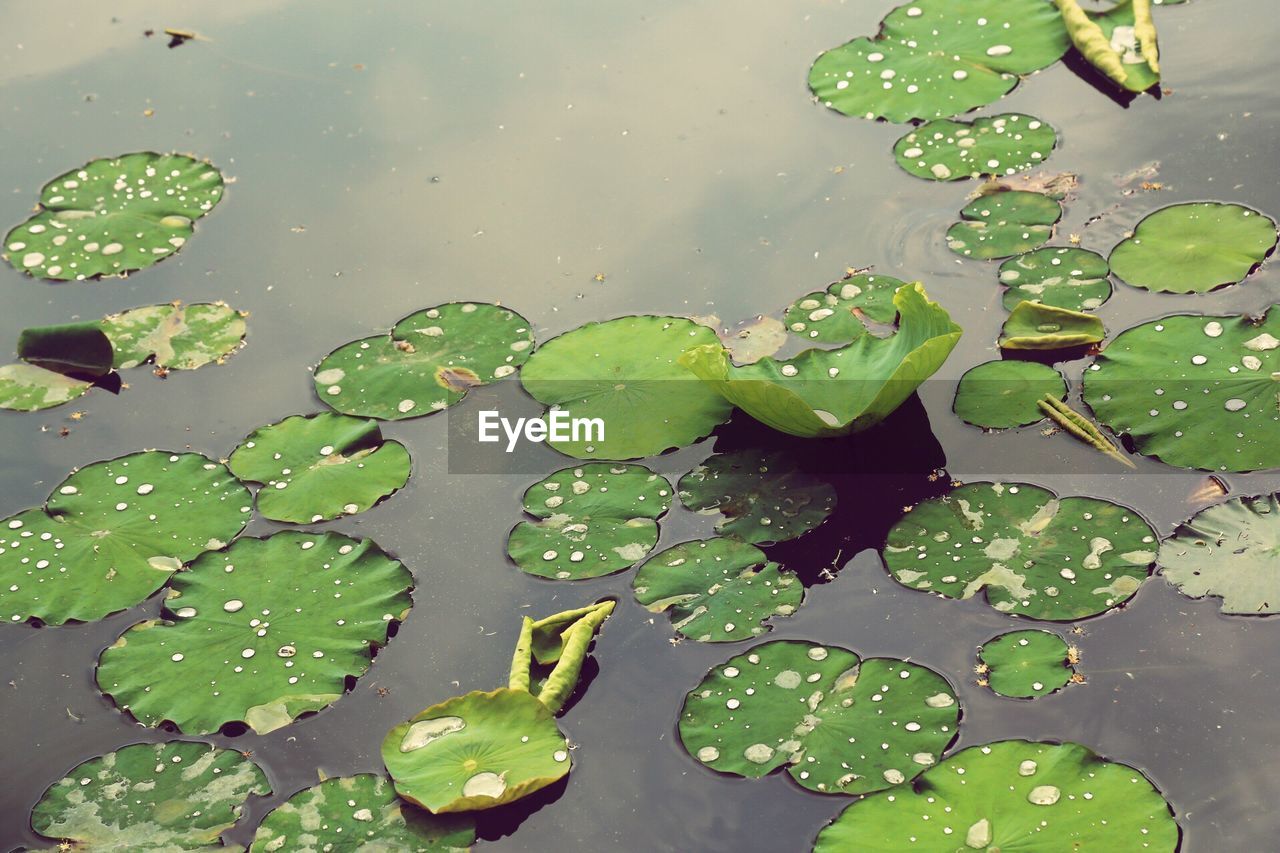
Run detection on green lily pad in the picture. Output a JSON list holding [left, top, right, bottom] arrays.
[[1000, 302, 1105, 350], [677, 450, 836, 544], [947, 191, 1061, 260], [228, 413, 411, 524], [1158, 492, 1280, 614], [32, 741, 268, 851], [783, 274, 903, 344], [953, 360, 1066, 429], [1109, 203, 1277, 293], [0, 363, 94, 411], [382, 688, 571, 813], [1082, 308, 1280, 472], [680, 284, 962, 437], [249, 774, 476, 852], [632, 538, 803, 642], [809, 0, 1069, 123], [679, 640, 959, 794], [893, 113, 1057, 182], [999, 247, 1113, 312], [507, 463, 671, 580], [96, 531, 413, 734], [814, 740, 1179, 851], [1, 451, 251, 626], [100, 302, 246, 370], [978, 629, 1076, 698], [519, 315, 733, 459], [315, 303, 535, 420], [3, 152, 223, 281], [882, 482, 1158, 620]]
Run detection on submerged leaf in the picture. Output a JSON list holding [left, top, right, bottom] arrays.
[[3, 152, 223, 281], [894, 113, 1057, 182], [999, 301, 1105, 350], [815, 740, 1178, 851], [809, 0, 1069, 122], [228, 413, 411, 523], [680, 283, 962, 437], [97, 531, 413, 734], [947, 190, 1062, 260], [0, 451, 251, 625], [32, 741, 269, 851], [680, 640, 959, 794], [953, 360, 1066, 429], [633, 538, 803, 642], [883, 482, 1157, 620], [977, 629, 1076, 698], [1159, 492, 1280, 614]]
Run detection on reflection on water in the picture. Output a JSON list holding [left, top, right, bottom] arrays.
[[2, 0, 1279, 849]]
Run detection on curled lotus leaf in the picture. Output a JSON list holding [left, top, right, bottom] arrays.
[[100, 302, 246, 370], [228, 413, 411, 524], [632, 538, 803, 642], [32, 741, 269, 851], [96, 531, 414, 734], [3, 152, 223, 281], [1059, 0, 1160, 93], [507, 463, 671, 580], [1082, 308, 1280, 472], [680, 284, 962, 438], [0, 323, 114, 412], [1158, 492, 1280, 614], [999, 247, 1112, 312], [978, 629, 1077, 698], [679, 640, 959, 795], [315, 302, 535, 420], [893, 113, 1057, 182], [953, 360, 1066, 429], [809, 0, 1069, 123], [249, 774, 476, 852], [999, 302, 1105, 351], [382, 688, 571, 814], [814, 740, 1179, 852], [519, 315, 733, 459], [882, 482, 1158, 620], [0, 451, 251, 626], [1108, 203, 1277, 293], [947, 191, 1061, 260], [783, 273, 902, 344], [677, 449, 836, 544]]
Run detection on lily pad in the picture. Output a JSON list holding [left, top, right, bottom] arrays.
[[1, 451, 251, 626], [1000, 302, 1105, 350], [977, 629, 1076, 698], [249, 774, 476, 852], [680, 284, 962, 437], [882, 482, 1158, 620], [1082, 308, 1280, 471], [315, 303, 535, 420], [783, 274, 902, 344], [999, 247, 1112, 312], [100, 302, 246, 369], [0, 323, 115, 412], [953, 360, 1066, 429], [1109, 203, 1277, 293], [519, 315, 733, 458], [1060, 0, 1160, 93], [677, 449, 836, 544], [382, 688, 571, 813], [809, 0, 1069, 123], [228, 413, 411, 524], [947, 191, 1061, 259], [3, 152, 223, 281], [893, 113, 1057, 182], [507, 463, 671, 580], [96, 531, 413, 734], [679, 640, 959, 794], [32, 741, 268, 851], [1158, 492, 1280, 614], [0, 363, 94, 411], [814, 740, 1179, 851], [632, 538, 803, 642]]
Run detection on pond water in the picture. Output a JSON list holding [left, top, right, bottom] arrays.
[[2, 0, 1278, 849]]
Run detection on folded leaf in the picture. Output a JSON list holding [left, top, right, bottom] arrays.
[[999, 301, 1105, 350], [16, 322, 113, 376]]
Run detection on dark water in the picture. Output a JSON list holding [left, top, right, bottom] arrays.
[[2, 1, 1279, 849]]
